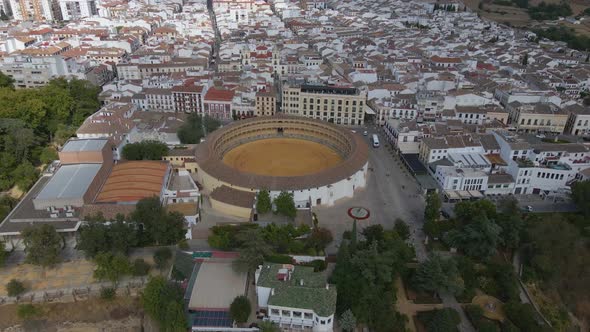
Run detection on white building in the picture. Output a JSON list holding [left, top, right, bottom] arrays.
[[255, 263, 336, 332], [59, 0, 97, 20], [434, 166, 489, 192], [383, 119, 423, 154]]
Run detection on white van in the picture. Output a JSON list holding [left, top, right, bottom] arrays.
[[371, 134, 380, 148]]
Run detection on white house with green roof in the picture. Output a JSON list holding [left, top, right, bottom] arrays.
[[254, 263, 337, 331]]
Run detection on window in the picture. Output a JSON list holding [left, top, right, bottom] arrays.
[[282, 310, 291, 316], [293, 311, 302, 318], [271, 309, 279, 315], [304, 313, 313, 319]]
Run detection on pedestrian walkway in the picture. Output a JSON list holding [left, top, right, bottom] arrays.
[[394, 278, 443, 332]]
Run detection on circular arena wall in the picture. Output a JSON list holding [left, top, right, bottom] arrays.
[[194, 115, 369, 208]]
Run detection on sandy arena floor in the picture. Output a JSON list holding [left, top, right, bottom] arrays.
[[222, 138, 343, 176]]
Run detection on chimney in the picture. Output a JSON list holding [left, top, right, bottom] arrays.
[[300, 279, 304, 286], [325, 284, 329, 290], [271, 289, 275, 296]]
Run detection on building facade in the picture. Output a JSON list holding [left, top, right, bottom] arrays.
[[282, 84, 366, 126]]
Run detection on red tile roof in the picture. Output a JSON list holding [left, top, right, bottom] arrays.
[[204, 88, 235, 102]]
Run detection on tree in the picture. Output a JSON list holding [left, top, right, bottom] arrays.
[[571, 180, 590, 217], [131, 197, 186, 246], [274, 191, 296, 218], [331, 231, 413, 332], [132, 258, 151, 276], [11, 161, 38, 191], [6, 279, 26, 297], [142, 276, 186, 331], [93, 253, 131, 286], [39, 146, 58, 164], [394, 218, 410, 240], [424, 192, 441, 224], [339, 309, 357, 331], [420, 308, 461, 332], [77, 221, 137, 258], [17, 304, 41, 321], [230, 295, 251, 324], [444, 214, 501, 259], [177, 113, 205, 144], [203, 115, 221, 134], [256, 189, 272, 214], [495, 197, 524, 250], [234, 228, 272, 272], [153, 247, 173, 272], [414, 255, 464, 295], [504, 301, 544, 332], [0, 71, 14, 87], [454, 199, 497, 224], [122, 141, 168, 160], [22, 224, 62, 267], [307, 227, 333, 253]]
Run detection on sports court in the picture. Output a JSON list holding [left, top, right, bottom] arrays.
[[222, 138, 342, 176]]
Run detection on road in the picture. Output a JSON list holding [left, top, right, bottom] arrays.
[[314, 127, 475, 331]]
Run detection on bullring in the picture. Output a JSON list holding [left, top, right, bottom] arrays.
[[194, 115, 369, 216]]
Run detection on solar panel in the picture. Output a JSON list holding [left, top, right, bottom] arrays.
[[192, 310, 233, 327]]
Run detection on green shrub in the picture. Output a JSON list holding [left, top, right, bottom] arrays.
[[265, 254, 293, 264], [17, 304, 41, 320], [304, 259, 327, 272], [6, 279, 26, 297], [132, 258, 151, 276], [100, 287, 116, 300]]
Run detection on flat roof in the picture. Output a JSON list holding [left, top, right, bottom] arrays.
[[61, 139, 108, 152], [36, 164, 102, 201], [0, 176, 81, 235], [188, 261, 247, 310], [94, 161, 168, 203]]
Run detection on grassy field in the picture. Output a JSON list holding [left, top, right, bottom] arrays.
[[464, 0, 590, 35], [0, 297, 143, 330]]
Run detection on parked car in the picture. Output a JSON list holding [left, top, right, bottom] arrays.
[[363, 130, 368, 136]]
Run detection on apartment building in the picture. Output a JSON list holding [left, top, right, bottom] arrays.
[[0, 54, 72, 88], [172, 85, 205, 114], [507, 102, 568, 134], [383, 119, 423, 154], [143, 88, 174, 112], [255, 89, 277, 116], [282, 84, 366, 125], [58, 0, 97, 20], [563, 104, 590, 137], [9, 0, 54, 21]]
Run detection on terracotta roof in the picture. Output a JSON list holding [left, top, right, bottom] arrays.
[[95, 161, 169, 203], [204, 88, 235, 102], [431, 55, 461, 64]]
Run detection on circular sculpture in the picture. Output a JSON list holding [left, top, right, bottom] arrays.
[[194, 115, 369, 207]]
